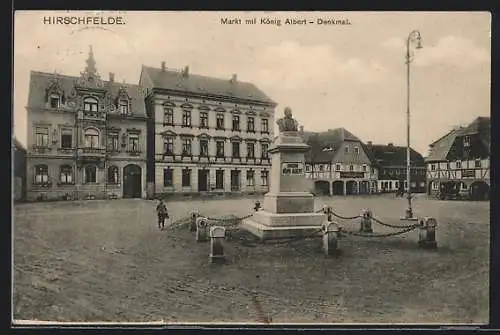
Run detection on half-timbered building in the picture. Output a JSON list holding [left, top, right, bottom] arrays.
[[425, 116, 490, 200], [140, 63, 276, 198], [365, 142, 426, 193], [302, 128, 378, 196], [25, 47, 148, 201]]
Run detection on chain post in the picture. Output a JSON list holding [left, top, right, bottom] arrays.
[[190, 211, 200, 232], [359, 209, 373, 233], [196, 217, 210, 242], [209, 226, 226, 264], [418, 217, 437, 249]]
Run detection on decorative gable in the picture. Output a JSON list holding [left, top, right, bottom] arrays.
[[44, 75, 66, 105]]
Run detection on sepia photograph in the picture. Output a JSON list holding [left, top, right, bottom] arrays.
[[13, 10, 491, 325]]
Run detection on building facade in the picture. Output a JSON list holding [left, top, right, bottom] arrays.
[[140, 63, 277, 198], [425, 117, 490, 200], [303, 128, 378, 196], [365, 142, 426, 193], [26, 47, 148, 201], [13, 138, 27, 202]]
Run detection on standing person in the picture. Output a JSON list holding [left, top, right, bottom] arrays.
[[156, 199, 169, 230]]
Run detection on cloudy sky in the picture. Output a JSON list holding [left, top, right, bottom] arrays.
[[14, 11, 490, 156]]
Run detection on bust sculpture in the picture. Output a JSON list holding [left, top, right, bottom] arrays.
[[276, 107, 299, 132]]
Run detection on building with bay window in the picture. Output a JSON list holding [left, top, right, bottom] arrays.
[[25, 47, 147, 201], [140, 63, 276, 198]]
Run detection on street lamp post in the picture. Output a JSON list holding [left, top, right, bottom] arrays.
[[404, 30, 423, 220]]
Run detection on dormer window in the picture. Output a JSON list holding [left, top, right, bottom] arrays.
[[49, 95, 60, 108], [84, 97, 98, 112], [119, 100, 129, 115], [463, 136, 471, 147]]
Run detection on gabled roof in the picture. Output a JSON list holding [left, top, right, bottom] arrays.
[[303, 128, 370, 163], [366, 144, 425, 166], [425, 116, 490, 162], [140, 65, 276, 105], [27, 71, 146, 117]]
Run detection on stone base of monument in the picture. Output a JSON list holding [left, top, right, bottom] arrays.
[[241, 211, 325, 240]]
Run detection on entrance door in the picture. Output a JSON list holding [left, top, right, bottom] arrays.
[[198, 169, 209, 192], [230, 170, 240, 191], [123, 164, 142, 198]]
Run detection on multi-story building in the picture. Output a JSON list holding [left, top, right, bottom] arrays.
[[140, 63, 277, 198], [25, 47, 148, 201], [302, 128, 378, 196], [13, 137, 27, 202], [365, 142, 426, 193], [425, 116, 490, 200]]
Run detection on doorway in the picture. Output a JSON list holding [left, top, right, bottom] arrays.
[[230, 170, 240, 191], [123, 164, 142, 198], [198, 169, 209, 192]]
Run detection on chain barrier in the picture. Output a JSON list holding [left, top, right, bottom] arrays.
[[371, 216, 421, 230], [339, 225, 418, 238], [329, 211, 361, 220]]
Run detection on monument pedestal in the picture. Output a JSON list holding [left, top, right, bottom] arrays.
[[240, 110, 326, 241]]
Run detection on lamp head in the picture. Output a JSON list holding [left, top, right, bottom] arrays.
[[416, 36, 423, 49]]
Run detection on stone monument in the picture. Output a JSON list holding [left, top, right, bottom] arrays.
[[241, 107, 326, 240]]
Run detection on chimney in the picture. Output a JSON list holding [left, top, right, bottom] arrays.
[[367, 141, 372, 146], [182, 65, 189, 77], [161, 61, 166, 71], [230, 73, 237, 83], [109, 72, 115, 82]]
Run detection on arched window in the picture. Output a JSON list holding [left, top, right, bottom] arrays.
[[84, 128, 100, 148], [84, 165, 97, 183], [60, 165, 73, 184], [119, 100, 129, 115], [107, 166, 119, 184], [83, 97, 99, 112], [34, 164, 49, 184]]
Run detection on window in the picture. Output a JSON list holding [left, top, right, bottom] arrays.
[[49, 95, 60, 108], [216, 113, 225, 129], [306, 165, 311, 172], [395, 181, 399, 189], [336, 164, 341, 171], [261, 170, 269, 186], [344, 146, 349, 153], [319, 165, 324, 172], [261, 119, 269, 133], [199, 140, 209, 157], [182, 168, 191, 187], [182, 110, 191, 127], [60, 165, 73, 184], [362, 165, 367, 172], [182, 138, 192, 156], [85, 165, 97, 183], [232, 142, 240, 158], [247, 117, 255, 132], [460, 182, 468, 190], [200, 112, 209, 128], [404, 181, 408, 189], [164, 108, 174, 125], [247, 142, 255, 158], [432, 182, 439, 190], [34, 165, 49, 184], [389, 181, 393, 189], [232, 115, 240, 131], [108, 133, 119, 151], [119, 100, 129, 115], [456, 161, 462, 169], [261, 143, 269, 159], [475, 160, 481, 168], [163, 168, 173, 187], [35, 127, 49, 147], [84, 128, 99, 148], [164, 138, 174, 155], [463, 136, 471, 147], [446, 162, 450, 170], [61, 131, 72, 149], [431, 164, 436, 171], [128, 133, 139, 152], [83, 97, 98, 112], [215, 170, 224, 189], [107, 166, 119, 184], [354, 147, 360, 154], [246, 170, 255, 186], [349, 164, 354, 171], [216, 141, 225, 157]]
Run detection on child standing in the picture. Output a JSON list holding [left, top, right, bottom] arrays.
[[156, 199, 169, 230]]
